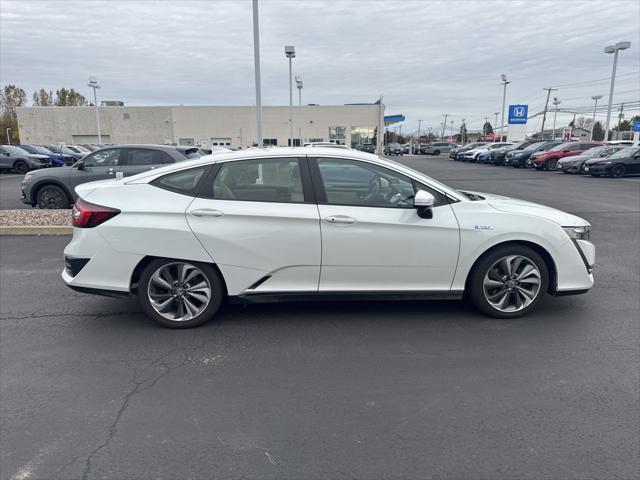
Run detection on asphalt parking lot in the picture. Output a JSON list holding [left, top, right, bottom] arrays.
[[1, 156, 639, 479], [0, 174, 25, 210]]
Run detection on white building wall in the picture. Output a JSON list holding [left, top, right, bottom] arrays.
[[16, 105, 382, 149]]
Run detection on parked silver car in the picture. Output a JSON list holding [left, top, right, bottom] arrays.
[[0, 145, 52, 173], [422, 142, 458, 155]]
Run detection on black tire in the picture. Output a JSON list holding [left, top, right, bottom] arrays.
[[138, 258, 224, 328], [467, 244, 549, 319], [610, 164, 625, 178], [590, 174, 601, 177], [433, 150, 440, 156], [14, 160, 29, 174], [545, 158, 558, 171], [37, 185, 70, 209]]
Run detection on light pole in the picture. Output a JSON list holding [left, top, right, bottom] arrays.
[[500, 74, 511, 141], [590, 95, 602, 140], [603, 41, 631, 141], [416, 120, 422, 153], [5, 127, 11, 145], [87, 77, 102, 144], [295, 76, 303, 106], [552, 97, 561, 140], [252, 0, 263, 147], [493, 112, 499, 140], [285, 45, 295, 146]]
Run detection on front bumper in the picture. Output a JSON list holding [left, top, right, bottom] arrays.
[[582, 164, 609, 174]]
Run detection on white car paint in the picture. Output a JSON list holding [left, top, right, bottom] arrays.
[[63, 147, 594, 314]]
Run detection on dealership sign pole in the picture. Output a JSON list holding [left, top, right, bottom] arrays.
[[87, 77, 101, 144]]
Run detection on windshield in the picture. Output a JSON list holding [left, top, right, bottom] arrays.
[[73, 145, 91, 153], [61, 146, 78, 154], [610, 146, 640, 159], [549, 143, 570, 152], [32, 145, 53, 154], [524, 142, 545, 151], [3, 145, 29, 155], [582, 146, 606, 156]]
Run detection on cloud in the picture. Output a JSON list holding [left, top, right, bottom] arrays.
[[1, 0, 638, 133]]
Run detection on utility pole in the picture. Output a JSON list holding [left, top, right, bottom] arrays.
[[449, 120, 454, 139], [616, 103, 625, 140], [590, 95, 603, 140], [540, 87, 557, 140], [552, 97, 561, 140], [493, 112, 499, 140], [441, 114, 448, 140], [252, 0, 263, 146], [87, 77, 102, 144], [5, 127, 11, 145], [285, 45, 295, 146]]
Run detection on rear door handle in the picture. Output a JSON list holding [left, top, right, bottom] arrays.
[[189, 209, 224, 218], [323, 215, 357, 225]]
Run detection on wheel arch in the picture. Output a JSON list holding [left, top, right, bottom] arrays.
[[464, 240, 558, 294], [129, 256, 228, 297]]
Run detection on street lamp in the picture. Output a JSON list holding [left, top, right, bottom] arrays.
[[603, 41, 631, 141], [590, 95, 603, 140], [494, 112, 499, 140], [87, 77, 102, 144], [295, 76, 303, 106], [500, 74, 511, 142], [285, 45, 295, 146], [252, 0, 263, 147], [5, 127, 11, 145], [552, 97, 561, 140]]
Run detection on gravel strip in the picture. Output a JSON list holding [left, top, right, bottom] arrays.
[[0, 209, 72, 227]]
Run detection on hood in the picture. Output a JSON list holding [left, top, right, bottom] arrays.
[[459, 190, 589, 227], [27, 154, 50, 159]]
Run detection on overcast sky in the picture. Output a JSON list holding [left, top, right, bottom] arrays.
[[1, 0, 639, 134]]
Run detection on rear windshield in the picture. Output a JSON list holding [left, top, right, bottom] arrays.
[[610, 147, 639, 159]]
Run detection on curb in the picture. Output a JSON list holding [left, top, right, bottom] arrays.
[[0, 226, 72, 236]]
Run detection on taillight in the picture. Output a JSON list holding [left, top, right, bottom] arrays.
[[72, 198, 120, 228]]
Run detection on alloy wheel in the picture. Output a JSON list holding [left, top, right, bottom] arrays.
[[147, 262, 212, 321], [611, 165, 625, 178], [483, 255, 542, 312], [39, 187, 68, 209]]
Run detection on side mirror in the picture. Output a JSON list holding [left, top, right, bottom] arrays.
[[75, 160, 84, 170], [414, 190, 435, 219]]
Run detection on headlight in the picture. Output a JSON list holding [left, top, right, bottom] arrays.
[[23, 172, 35, 182], [563, 226, 591, 240]]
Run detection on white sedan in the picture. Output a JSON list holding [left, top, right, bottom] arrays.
[[63, 147, 595, 328]]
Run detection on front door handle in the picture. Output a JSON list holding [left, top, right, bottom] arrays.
[[189, 209, 224, 218], [323, 215, 357, 225]]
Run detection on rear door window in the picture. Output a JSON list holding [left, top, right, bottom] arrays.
[[84, 149, 120, 167]]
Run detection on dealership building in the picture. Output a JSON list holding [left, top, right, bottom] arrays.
[[16, 103, 385, 150]]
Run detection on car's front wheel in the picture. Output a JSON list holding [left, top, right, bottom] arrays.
[[138, 259, 224, 328], [14, 160, 28, 174], [467, 245, 549, 318], [610, 164, 626, 178], [37, 185, 70, 209], [433, 150, 440, 156]]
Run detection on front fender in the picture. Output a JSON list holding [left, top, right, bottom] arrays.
[[450, 202, 593, 292]]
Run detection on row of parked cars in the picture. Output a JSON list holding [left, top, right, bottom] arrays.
[[448, 140, 639, 178], [0, 144, 106, 173]]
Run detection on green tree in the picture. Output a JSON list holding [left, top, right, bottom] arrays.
[[592, 121, 604, 141], [32, 88, 54, 106], [483, 121, 493, 135], [55, 88, 88, 106], [0, 84, 27, 143]]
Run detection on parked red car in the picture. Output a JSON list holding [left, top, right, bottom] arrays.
[[529, 141, 604, 170]]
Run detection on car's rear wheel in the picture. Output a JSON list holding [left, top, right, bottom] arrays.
[[37, 185, 70, 209], [433, 150, 440, 155], [610, 164, 626, 178], [14, 161, 28, 174], [138, 259, 224, 328], [467, 245, 548, 318]]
